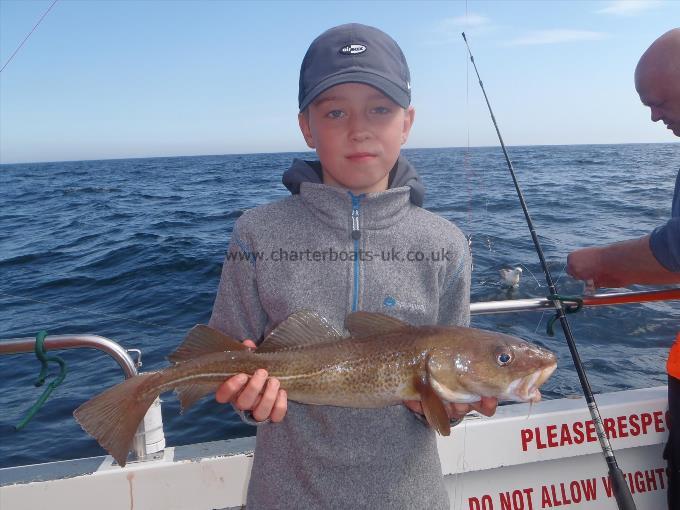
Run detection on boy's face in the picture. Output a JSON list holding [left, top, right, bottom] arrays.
[[298, 82, 415, 194]]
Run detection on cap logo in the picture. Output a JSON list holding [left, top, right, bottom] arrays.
[[339, 44, 366, 55]]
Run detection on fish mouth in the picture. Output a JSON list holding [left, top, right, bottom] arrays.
[[508, 363, 557, 402]]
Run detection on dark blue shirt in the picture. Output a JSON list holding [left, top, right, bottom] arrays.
[[649, 168, 680, 271]]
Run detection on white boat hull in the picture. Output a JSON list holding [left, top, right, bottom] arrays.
[[0, 386, 669, 509]]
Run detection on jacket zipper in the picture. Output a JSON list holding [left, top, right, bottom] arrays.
[[350, 193, 362, 312]]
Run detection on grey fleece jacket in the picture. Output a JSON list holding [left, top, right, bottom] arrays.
[[209, 156, 471, 510]]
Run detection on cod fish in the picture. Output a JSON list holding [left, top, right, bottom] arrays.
[[74, 310, 556, 467]]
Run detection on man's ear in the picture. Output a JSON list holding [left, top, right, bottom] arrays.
[[298, 111, 316, 149], [401, 106, 415, 145]]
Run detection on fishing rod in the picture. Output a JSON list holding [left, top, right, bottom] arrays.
[[0, 0, 59, 74], [462, 33, 637, 510], [471, 287, 680, 315]]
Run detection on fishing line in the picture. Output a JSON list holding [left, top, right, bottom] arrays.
[[552, 261, 569, 286], [517, 262, 544, 288], [464, 0, 473, 234], [457, 7, 471, 504], [456, 419, 470, 510], [0, 0, 60, 74], [534, 311, 547, 334], [461, 33, 637, 510], [462, 0, 494, 271]]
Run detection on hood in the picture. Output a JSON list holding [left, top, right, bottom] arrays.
[[282, 155, 425, 207]]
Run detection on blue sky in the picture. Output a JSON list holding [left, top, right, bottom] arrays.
[[1, 0, 679, 164]]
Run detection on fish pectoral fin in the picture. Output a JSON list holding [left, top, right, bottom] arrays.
[[168, 325, 248, 363], [414, 374, 451, 436], [258, 310, 342, 353], [344, 311, 409, 338], [175, 381, 221, 413]]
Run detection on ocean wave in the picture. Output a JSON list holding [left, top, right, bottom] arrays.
[[62, 186, 122, 194]]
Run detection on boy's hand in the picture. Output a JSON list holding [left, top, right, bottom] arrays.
[[403, 397, 498, 421], [215, 339, 288, 423]]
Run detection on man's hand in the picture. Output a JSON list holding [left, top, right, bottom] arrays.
[[403, 396, 498, 421], [215, 339, 288, 422], [566, 246, 605, 285], [567, 236, 680, 288]]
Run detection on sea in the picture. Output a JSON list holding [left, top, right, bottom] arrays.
[[1, 143, 679, 469]]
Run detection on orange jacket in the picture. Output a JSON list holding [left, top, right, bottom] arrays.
[[668, 332, 680, 379]]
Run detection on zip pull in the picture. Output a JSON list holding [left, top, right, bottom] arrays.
[[351, 208, 361, 240], [350, 194, 361, 240]]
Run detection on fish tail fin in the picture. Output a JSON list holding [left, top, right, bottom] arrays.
[[73, 372, 160, 467]]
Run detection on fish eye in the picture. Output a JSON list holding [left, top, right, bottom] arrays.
[[497, 352, 512, 366]]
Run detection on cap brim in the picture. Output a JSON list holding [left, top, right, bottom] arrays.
[[299, 71, 410, 111]]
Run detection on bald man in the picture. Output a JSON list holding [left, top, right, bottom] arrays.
[[567, 28, 680, 510], [567, 28, 680, 287]]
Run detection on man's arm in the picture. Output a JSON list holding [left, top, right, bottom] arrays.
[[567, 235, 680, 288]]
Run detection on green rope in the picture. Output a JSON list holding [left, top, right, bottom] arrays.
[[546, 295, 583, 337], [15, 331, 68, 430]]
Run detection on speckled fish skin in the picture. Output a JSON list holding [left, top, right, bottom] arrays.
[[73, 312, 557, 467], [139, 324, 555, 407]]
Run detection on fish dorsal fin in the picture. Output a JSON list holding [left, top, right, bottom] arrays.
[[345, 311, 409, 338], [258, 310, 342, 353], [167, 325, 248, 364], [414, 369, 451, 437]]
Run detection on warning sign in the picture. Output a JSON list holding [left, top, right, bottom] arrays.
[[466, 467, 667, 509], [520, 410, 669, 452]]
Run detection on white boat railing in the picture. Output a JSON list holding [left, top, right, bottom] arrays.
[[0, 334, 139, 377], [470, 288, 680, 315], [0, 334, 164, 463], [471, 297, 560, 314]]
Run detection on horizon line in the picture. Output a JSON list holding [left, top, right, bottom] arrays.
[[1, 140, 677, 166]]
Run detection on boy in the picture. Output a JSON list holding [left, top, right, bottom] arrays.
[[210, 23, 496, 509]]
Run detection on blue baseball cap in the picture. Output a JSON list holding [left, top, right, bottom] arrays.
[[298, 23, 411, 112]]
